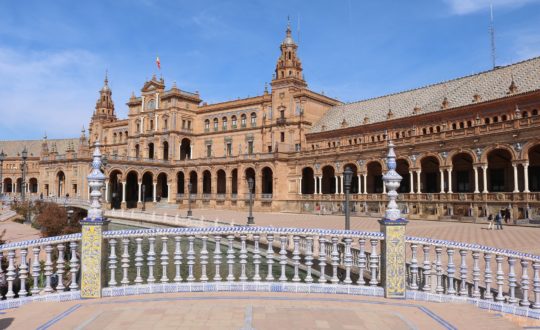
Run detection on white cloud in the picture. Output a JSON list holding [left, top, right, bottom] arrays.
[[0, 47, 102, 140], [513, 32, 540, 60], [444, 0, 540, 15]]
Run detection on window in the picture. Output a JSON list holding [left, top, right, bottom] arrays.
[[113, 133, 117, 144], [213, 118, 219, 131], [204, 119, 210, 131], [295, 143, 301, 151], [150, 120, 154, 130], [231, 116, 237, 128], [422, 128, 427, 135], [493, 116, 498, 123], [268, 145, 272, 152], [163, 119, 168, 130], [182, 120, 186, 129], [206, 144, 212, 158], [280, 132, 285, 142], [533, 109, 539, 116], [523, 111, 529, 118], [136, 122, 140, 133], [241, 114, 247, 127], [501, 115, 507, 121], [484, 118, 490, 124], [248, 141, 254, 154], [187, 120, 191, 129], [222, 117, 228, 130], [226, 143, 232, 156], [250, 113, 256, 126], [452, 123, 457, 130], [467, 120, 472, 127], [146, 99, 156, 110]]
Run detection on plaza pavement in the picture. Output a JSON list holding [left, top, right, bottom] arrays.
[[1, 291, 534, 329]]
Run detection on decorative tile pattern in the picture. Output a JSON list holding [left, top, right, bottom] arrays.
[[81, 224, 104, 298]]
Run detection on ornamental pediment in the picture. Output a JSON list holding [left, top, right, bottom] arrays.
[[141, 79, 164, 93]]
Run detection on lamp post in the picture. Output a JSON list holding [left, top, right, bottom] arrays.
[[343, 166, 353, 230], [67, 209, 74, 225], [21, 147, 27, 203], [0, 150, 5, 200], [187, 182, 193, 217], [247, 177, 254, 225], [142, 184, 146, 211]]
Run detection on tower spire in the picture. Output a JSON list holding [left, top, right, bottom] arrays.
[[271, 18, 306, 88]]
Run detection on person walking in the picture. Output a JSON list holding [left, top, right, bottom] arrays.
[[495, 211, 503, 230], [487, 214, 494, 230], [505, 207, 511, 224]]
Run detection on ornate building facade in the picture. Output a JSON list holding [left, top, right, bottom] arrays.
[[2, 24, 540, 220]]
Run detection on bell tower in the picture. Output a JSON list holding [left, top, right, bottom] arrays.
[[89, 73, 117, 144], [271, 20, 307, 89]]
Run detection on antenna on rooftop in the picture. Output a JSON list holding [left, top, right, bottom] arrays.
[[490, 3, 497, 69]]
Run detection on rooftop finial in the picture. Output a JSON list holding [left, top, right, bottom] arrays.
[[105, 69, 108, 85]]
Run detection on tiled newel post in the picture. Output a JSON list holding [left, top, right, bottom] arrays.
[[379, 140, 408, 298], [81, 142, 109, 298]]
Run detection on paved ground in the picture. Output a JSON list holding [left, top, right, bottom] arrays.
[[0, 219, 41, 243], [3, 292, 537, 329], [151, 207, 540, 255]]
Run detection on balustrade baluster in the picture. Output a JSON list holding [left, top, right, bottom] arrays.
[[187, 236, 196, 282], [343, 237, 352, 285], [330, 237, 339, 284], [279, 235, 288, 282], [459, 249, 468, 296], [69, 241, 79, 291], [241, 235, 253, 282], [446, 248, 456, 295], [161, 237, 169, 283], [532, 261, 540, 309], [472, 251, 481, 298], [108, 238, 118, 287], [369, 239, 379, 286], [200, 235, 209, 282], [174, 236, 182, 282], [147, 237, 156, 283], [435, 246, 443, 294], [253, 234, 261, 281], [508, 256, 517, 304], [31, 246, 40, 295], [226, 235, 235, 282], [121, 238, 130, 286], [410, 243, 419, 290], [305, 236, 314, 283], [495, 255, 505, 302], [520, 259, 530, 307], [292, 236, 301, 282], [484, 252, 493, 300], [134, 237, 143, 284], [6, 250, 15, 299], [44, 244, 53, 293], [266, 234, 275, 281], [57, 244, 66, 291], [18, 248, 28, 296], [318, 237, 327, 283], [213, 235, 222, 281], [358, 238, 366, 286], [422, 245, 431, 292]]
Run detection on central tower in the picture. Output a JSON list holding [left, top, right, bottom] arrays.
[[271, 21, 307, 89]]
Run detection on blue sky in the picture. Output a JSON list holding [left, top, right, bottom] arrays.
[[1, 0, 539, 140]]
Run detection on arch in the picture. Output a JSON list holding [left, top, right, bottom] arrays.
[[180, 138, 191, 160], [56, 171, 66, 196], [108, 169, 123, 209], [16, 178, 22, 193], [528, 144, 540, 191], [366, 161, 383, 193], [231, 115, 237, 128], [420, 156, 439, 193], [396, 159, 410, 193], [321, 165, 335, 194], [222, 117, 228, 130], [3, 178, 12, 193], [231, 168, 238, 194], [162, 141, 169, 160], [29, 178, 38, 194], [487, 148, 513, 192], [204, 119, 210, 131], [481, 144, 516, 164], [343, 163, 358, 193], [142, 172, 153, 201], [301, 167, 315, 194], [240, 113, 247, 127], [189, 171, 198, 194], [125, 171, 138, 209], [244, 168, 256, 193], [213, 118, 219, 131], [452, 152, 474, 192], [447, 149, 477, 165], [217, 169, 226, 194], [261, 167, 273, 194], [176, 171, 185, 194], [156, 173, 168, 201], [250, 112, 257, 126], [202, 170, 212, 194]]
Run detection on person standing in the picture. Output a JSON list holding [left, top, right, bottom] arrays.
[[505, 207, 511, 224], [487, 214, 494, 230], [495, 211, 503, 230]]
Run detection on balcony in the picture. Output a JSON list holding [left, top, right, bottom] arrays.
[[276, 118, 287, 125]]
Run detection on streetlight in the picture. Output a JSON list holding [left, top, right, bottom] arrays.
[[343, 166, 353, 230], [21, 147, 28, 203], [142, 184, 146, 211], [187, 182, 193, 217], [0, 150, 5, 200], [247, 177, 254, 225], [67, 209, 74, 225]]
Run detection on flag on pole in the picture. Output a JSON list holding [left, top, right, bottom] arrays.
[[156, 56, 161, 70]]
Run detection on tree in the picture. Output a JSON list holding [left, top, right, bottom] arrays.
[[35, 203, 82, 237]]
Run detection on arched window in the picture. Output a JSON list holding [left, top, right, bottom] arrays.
[[146, 99, 156, 110], [523, 111, 529, 118], [467, 120, 472, 127], [484, 118, 490, 124], [501, 114, 507, 121], [422, 128, 427, 135], [231, 115, 237, 128], [493, 116, 498, 123], [250, 112, 257, 126], [222, 117, 228, 130], [533, 109, 539, 116], [204, 119, 210, 131], [113, 133, 117, 144], [452, 123, 457, 130], [436, 126, 441, 133], [213, 118, 219, 131], [241, 114, 247, 127], [163, 118, 168, 130], [459, 122, 464, 129]]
